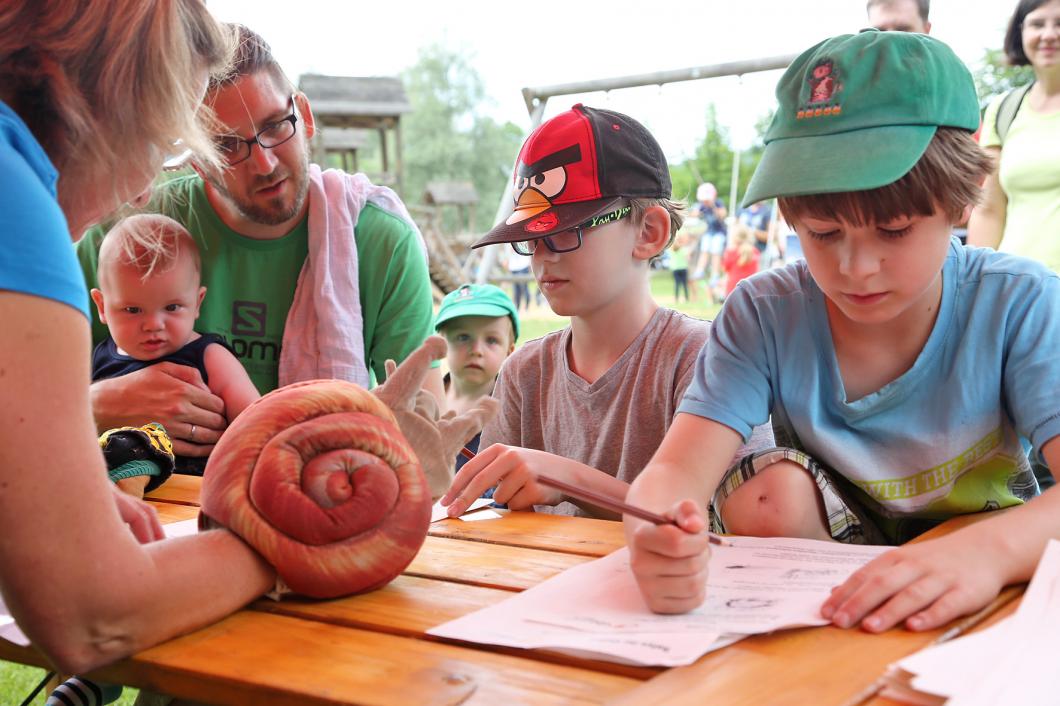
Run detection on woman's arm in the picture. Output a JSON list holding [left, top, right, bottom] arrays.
[[0, 293, 274, 674], [966, 146, 1007, 249]]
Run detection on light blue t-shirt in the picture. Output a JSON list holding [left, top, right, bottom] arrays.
[[680, 238, 1060, 526], [0, 101, 88, 318]]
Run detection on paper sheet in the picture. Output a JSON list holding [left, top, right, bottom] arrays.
[[429, 536, 890, 666], [0, 592, 30, 647], [884, 539, 1060, 705], [430, 497, 494, 522], [163, 518, 200, 538]]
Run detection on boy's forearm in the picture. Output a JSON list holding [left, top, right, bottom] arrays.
[[559, 459, 634, 519]]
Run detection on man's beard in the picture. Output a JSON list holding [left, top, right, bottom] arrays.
[[209, 154, 310, 226]]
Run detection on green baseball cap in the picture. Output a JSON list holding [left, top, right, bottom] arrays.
[[742, 29, 980, 207], [434, 283, 520, 341]]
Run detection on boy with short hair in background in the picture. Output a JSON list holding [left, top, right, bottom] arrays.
[[627, 30, 1060, 634], [434, 283, 519, 470], [442, 104, 769, 518]]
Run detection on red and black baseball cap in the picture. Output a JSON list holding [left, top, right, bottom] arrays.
[[472, 104, 671, 248]]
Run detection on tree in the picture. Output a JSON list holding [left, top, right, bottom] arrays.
[[973, 48, 1034, 104], [670, 104, 771, 211], [399, 45, 523, 234]]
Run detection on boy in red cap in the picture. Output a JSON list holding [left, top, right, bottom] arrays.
[[441, 105, 770, 518], [627, 30, 1060, 634]]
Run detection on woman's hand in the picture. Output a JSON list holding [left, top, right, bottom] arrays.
[[111, 484, 164, 544]]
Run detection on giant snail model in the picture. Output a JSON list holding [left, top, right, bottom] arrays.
[[199, 336, 498, 599]]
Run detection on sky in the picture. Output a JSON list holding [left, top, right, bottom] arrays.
[[207, 0, 1015, 159]]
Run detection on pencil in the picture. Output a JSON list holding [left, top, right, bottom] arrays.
[[458, 446, 728, 546]]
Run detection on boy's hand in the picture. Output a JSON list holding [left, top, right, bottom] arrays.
[[821, 532, 1009, 633], [90, 363, 226, 456], [628, 499, 710, 614], [441, 444, 566, 514]]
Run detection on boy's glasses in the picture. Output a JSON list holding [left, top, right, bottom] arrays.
[[214, 95, 299, 166], [510, 205, 631, 256]]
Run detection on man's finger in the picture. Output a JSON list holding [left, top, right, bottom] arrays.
[[172, 440, 216, 458]]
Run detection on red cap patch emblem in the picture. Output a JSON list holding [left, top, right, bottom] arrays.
[[525, 213, 559, 233]]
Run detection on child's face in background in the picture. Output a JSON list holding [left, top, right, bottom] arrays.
[[791, 207, 954, 329], [442, 316, 515, 388], [91, 254, 206, 361]]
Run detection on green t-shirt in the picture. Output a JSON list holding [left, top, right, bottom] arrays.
[[77, 174, 434, 394]]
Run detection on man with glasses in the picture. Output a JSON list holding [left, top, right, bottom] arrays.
[[441, 105, 770, 519], [77, 24, 440, 463]]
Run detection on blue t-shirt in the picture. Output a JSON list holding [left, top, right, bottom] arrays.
[[679, 238, 1060, 527], [693, 198, 727, 234], [0, 101, 88, 318]]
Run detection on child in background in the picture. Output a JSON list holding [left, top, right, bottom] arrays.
[[441, 104, 771, 519], [434, 283, 519, 471], [90, 214, 260, 482], [669, 220, 698, 303], [627, 30, 1060, 635], [720, 222, 760, 297]]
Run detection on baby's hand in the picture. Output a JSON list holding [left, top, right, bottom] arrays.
[[821, 532, 1009, 633], [628, 499, 710, 614], [441, 444, 564, 515]]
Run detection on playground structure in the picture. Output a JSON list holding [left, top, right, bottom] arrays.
[[298, 74, 410, 190], [296, 54, 798, 298]]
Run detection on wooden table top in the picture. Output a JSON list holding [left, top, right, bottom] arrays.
[[0, 476, 1022, 706]]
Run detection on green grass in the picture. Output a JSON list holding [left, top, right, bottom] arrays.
[[510, 270, 723, 347], [0, 663, 140, 705]]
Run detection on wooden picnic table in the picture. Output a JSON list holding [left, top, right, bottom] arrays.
[[0, 476, 1022, 706]]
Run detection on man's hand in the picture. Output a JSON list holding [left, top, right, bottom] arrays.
[[821, 531, 1011, 633], [441, 444, 566, 514], [111, 484, 164, 544], [628, 499, 710, 614], [91, 363, 227, 456]]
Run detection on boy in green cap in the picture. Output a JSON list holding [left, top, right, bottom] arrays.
[[434, 283, 519, 470], [626, 30, 1060, 633]]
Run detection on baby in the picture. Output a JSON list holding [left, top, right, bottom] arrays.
[[90, 214, 259, 483]]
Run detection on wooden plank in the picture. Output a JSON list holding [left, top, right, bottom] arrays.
[[429, 512, 626, 557], [611, 585, 1023, 706], [147, 500, 200, 524], [92, 611, 640, 706], [145, 474, 201, 506], [252, 574, 511, 636], [405, 535, 591, 591], [252, 575, 658, 680]]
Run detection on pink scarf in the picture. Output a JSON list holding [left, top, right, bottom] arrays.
[[279, 165, 426, 388]]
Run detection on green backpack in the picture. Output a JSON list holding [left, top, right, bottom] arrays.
[[996, 82, 1034, 145]]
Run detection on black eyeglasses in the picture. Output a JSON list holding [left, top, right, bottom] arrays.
[[510, 205, 631, 256], [215, 95, 299, 166]]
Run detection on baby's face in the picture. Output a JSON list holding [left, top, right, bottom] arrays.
[[93, 254, 205, 361]]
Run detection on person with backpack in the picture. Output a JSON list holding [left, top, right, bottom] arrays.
[[968, 0, 1060, 271]]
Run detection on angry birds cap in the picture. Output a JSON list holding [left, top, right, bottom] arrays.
[[472, 104, 671, 248], [741, 29, 980, 207]]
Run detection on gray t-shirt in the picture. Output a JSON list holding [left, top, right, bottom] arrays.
[[481, 307, 772, 516]]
